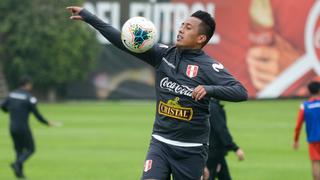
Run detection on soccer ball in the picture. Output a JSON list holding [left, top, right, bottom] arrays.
[[121, 17, 157, 53]]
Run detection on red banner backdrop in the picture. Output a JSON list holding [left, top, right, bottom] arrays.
[[67, 0, 320, 99], [173, 0, 319, 98]]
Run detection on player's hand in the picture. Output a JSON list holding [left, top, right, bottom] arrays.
[[236, 148, 245, 161], [48, 121, 63, 127], [293, 141, 299, 150], [202, 166, 210, 180], [66, 6, 84, 20], [192, 85, 207, 101]]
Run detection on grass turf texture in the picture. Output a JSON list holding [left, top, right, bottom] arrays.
[[0, 99, 311, 180]]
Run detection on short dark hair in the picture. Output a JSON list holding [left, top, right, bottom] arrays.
[[307, 81, 320, 95], [19, 75, 32, 87], [191, 10, 216, 46]]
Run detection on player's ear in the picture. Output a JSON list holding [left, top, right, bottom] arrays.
[[197, 35, 207, 44]]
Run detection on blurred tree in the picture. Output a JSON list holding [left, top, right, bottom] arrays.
[[0, 0, 100, 101]]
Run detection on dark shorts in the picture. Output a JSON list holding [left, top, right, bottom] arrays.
[[141, 137, 208, 180], [206, 155, 231, 180], [10, 131, 35, 152]]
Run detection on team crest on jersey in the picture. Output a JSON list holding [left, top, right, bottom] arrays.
[[186, 65, 199, 78], [158, 97, 193, 121], [144, 160, 152, 172]]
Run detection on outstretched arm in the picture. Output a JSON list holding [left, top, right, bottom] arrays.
[[66, 6, 164, 67], [29, 97, 49, 125], [29, 97, 62, 127], [30, 104, 49, 125], [293, 105, 304, 150]]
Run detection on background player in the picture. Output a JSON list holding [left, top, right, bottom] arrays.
[[1, 76, 59, 178], [293, 81, 320, 180], [203, 99, 245, 180]]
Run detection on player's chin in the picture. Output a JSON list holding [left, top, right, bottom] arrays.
[[175, 40, 185, 48]]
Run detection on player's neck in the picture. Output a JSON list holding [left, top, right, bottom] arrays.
[[21, 87, 31, 92], [310, 94, 320, 100], [176, 44, 202, 50]]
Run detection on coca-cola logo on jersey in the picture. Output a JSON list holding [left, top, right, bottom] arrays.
[[160, 77, 193, 97]]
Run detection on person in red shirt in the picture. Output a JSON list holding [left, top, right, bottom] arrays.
[[293, 81, 320, 180]]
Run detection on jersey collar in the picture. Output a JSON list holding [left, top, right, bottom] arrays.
[[176, 47, 204, 57]]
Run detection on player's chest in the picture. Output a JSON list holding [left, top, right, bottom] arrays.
[[156, 58, 206, 89]]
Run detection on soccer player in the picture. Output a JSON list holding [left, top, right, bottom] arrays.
[[1, 76, 58, 178], [293, 81, 320, 180], [67, 6, 248, 180], [203, 99, 244, 180]]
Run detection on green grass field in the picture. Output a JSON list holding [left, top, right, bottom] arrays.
[[0, 99, 312, 180]]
